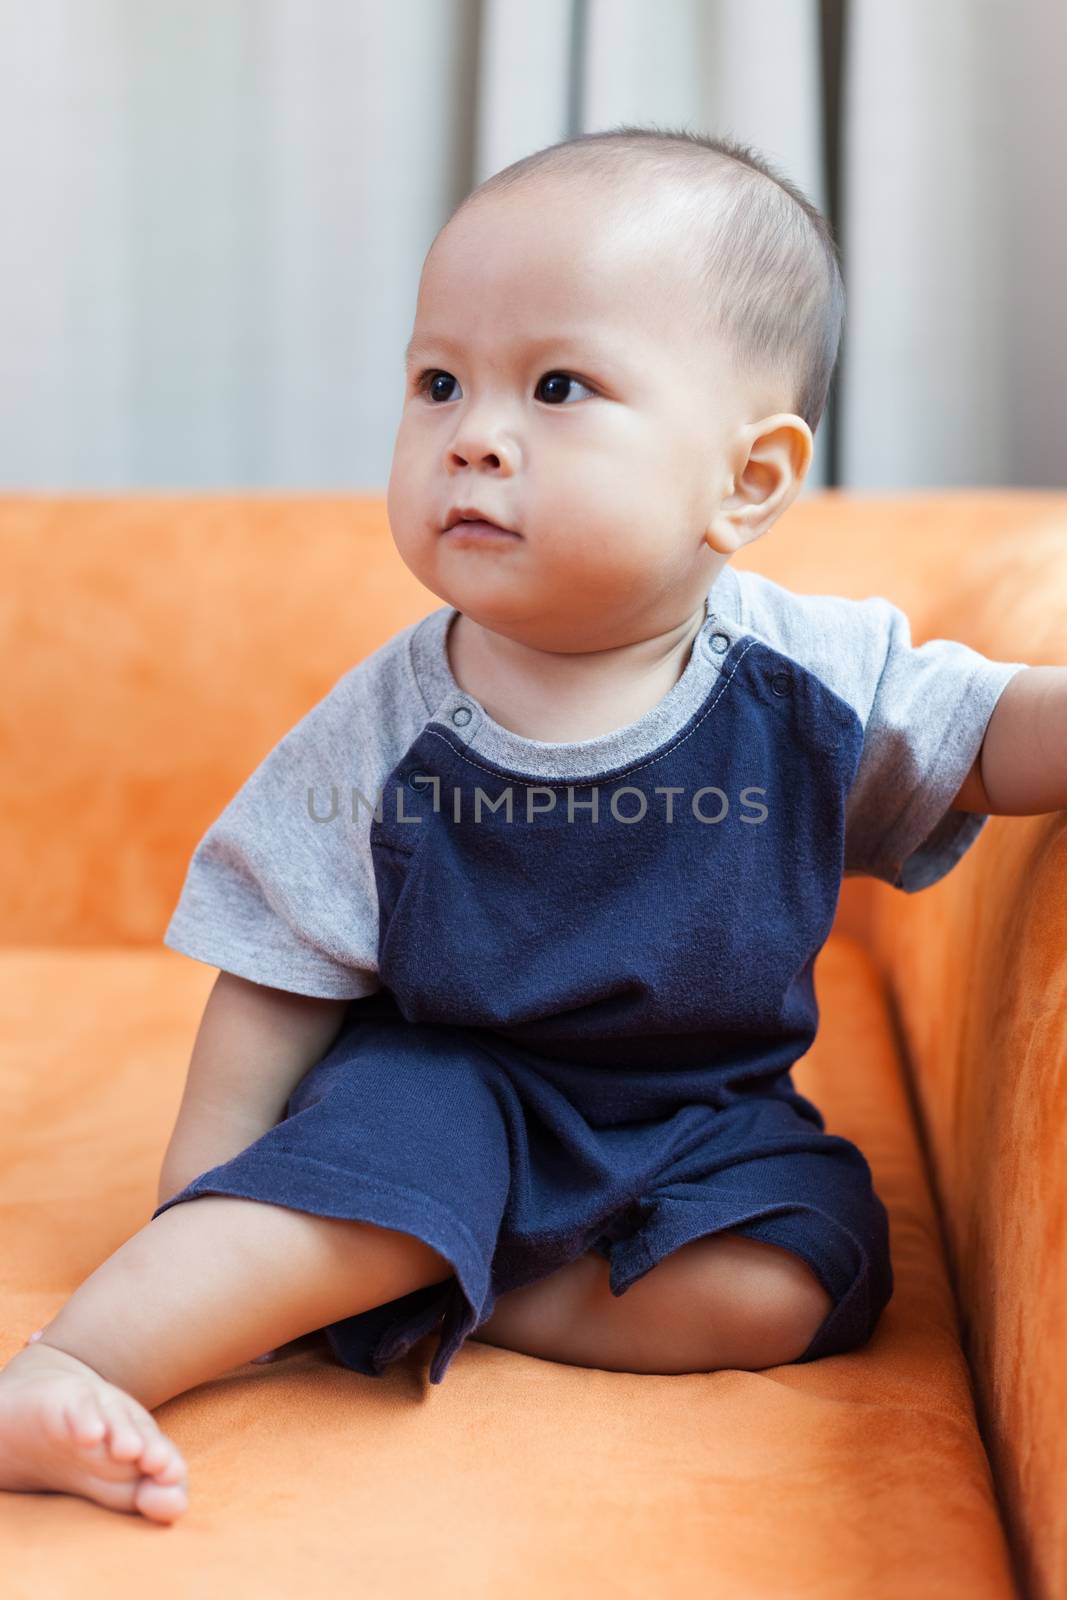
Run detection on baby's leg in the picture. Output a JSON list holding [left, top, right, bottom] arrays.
[[0, 1197, 452, 1523], [472, 1232, 833, 1373]]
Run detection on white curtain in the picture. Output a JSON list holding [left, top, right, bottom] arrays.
[[1, 0, 1063, 491]]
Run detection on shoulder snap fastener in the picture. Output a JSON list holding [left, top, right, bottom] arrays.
[[708, 631, 730, 654], [451, 705, 473, 726], [406, 770, 428, 791], [770, 671, 791, 696]]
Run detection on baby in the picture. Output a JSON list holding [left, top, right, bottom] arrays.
[[2, 126, 1065, 1527]]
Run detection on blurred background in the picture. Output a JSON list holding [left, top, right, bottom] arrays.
[[1, 0, 1064, 494]]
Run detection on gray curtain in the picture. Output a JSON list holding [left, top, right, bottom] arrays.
[[1, 0, 1063, 491]]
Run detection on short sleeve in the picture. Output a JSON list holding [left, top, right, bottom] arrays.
[[163, 666, 385, 1000], [843, 597, 1029, 892]]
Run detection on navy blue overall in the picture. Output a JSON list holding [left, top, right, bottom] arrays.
[[152, 625, 894, 1384]]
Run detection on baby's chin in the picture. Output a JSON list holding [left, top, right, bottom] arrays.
[[396, 537, 651, 641], [393, 527, 522, 595]]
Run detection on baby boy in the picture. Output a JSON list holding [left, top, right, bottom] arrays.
[[2, 126, 1065, 1525]]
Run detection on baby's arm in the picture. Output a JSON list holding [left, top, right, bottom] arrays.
[[954, 665, 1067, 816], [157, 972, 349, 1207]]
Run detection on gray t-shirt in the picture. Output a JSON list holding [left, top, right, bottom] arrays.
[[163, 563, 1029, 999]]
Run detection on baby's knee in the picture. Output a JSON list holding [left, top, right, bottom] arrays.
[[637, 1230, 835, 1370]]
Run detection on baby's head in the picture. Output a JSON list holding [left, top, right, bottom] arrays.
[[387, 126, 844, 654]]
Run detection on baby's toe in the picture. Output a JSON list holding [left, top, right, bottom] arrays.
[[135, 1432, 168, 1471], [100, 1399, 148, 1462], [138, 1433, 185, 1481], [133, 1476, 189, 1524], [59, 1392, 107, 1449], [117, 1401, 187, 1482]]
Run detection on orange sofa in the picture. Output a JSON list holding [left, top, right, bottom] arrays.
[[2, 490, 1065, 1598]]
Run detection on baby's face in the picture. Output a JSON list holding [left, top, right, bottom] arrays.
[[387, 180, 795, 652]]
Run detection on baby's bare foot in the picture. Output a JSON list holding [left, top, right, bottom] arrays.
[[0, 1340, 189, 1522]]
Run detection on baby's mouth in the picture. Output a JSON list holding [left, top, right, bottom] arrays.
[[441, 520, 522, 542]]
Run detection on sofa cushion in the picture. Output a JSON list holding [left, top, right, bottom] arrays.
[[0, 938, 1018, 1596]]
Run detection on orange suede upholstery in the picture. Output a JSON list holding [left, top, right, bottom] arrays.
[[2, 490, 1064, 1597]]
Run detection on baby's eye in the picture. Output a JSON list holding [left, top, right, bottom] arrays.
[[413, 370, 594, 405], [534, 372, 594, 405]]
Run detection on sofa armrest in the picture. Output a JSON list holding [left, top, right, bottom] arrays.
[[853, 519, 1067, 1600]]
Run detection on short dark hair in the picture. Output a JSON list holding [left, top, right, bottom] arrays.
[[446, 124, 845, 438]]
